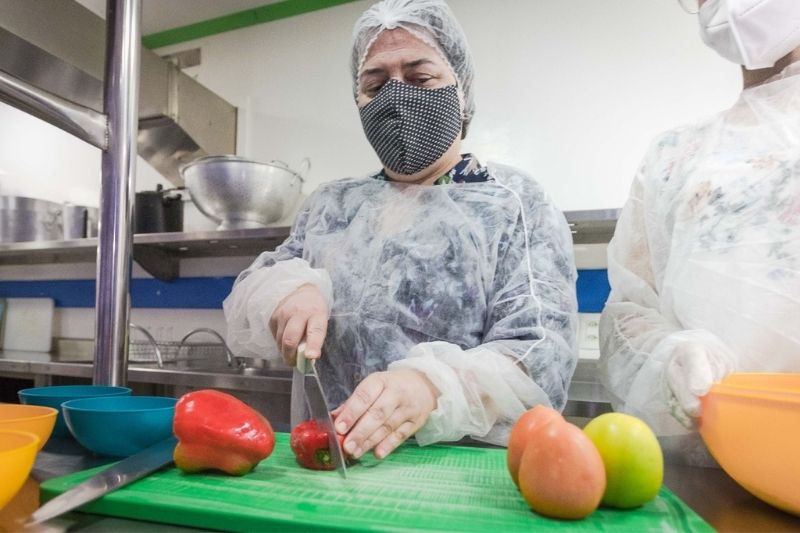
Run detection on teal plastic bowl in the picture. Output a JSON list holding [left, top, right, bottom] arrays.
[[18, 385, 132, 437], [63, 396, 177, 457]]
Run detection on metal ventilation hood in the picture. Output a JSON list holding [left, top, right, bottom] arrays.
[[0, 0, 237, 186]]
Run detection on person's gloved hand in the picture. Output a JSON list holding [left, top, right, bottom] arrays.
[[332, 369, 439, 460], [269, 283, 329, 365], [665, 337, 734, 427]]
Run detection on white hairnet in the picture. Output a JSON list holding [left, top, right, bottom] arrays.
[[599, 62, 800, 465], [350, 0, 476, 135]]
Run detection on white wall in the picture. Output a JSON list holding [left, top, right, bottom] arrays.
[[0, 0, 744, 341], [152, 0, 742, 211], [1, 0, 741, 213], [0, 105, 169, 207]]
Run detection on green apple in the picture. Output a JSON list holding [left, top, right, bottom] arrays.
[[583, 413, 664, 509]]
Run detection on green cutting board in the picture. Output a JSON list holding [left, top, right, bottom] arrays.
[[42, 433, 711, 532]]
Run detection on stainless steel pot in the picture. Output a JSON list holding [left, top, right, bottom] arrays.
[[134, 185, 184, 234], [0, 196, 62, 242], [180, 155, 306, 230], [62, 204, 100, 239]]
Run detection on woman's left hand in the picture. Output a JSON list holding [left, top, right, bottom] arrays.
[[332, 369, 439, 460]]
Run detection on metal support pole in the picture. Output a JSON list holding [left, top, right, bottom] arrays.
[[0, 71, 108, 150], [93, 0, 141, 386]]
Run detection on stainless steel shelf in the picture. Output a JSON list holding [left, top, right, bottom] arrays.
[[565, 208, 620, 245], [0, 227, 291, 281], [0, 208, 618, 281]]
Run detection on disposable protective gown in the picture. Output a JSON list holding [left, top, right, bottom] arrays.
[[600, 62, 800, 462], [225, 163, 578, 445]]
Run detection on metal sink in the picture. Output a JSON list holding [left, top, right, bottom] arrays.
[[138, 354, 291, 380]]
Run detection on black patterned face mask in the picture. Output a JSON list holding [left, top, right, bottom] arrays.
[[359, 79, 462, 176]]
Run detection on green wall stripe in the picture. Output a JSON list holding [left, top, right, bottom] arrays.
[[142, 0, 361, 49]]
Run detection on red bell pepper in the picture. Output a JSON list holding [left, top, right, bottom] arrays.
[[173, 389, 275, 476], [290, 419, 346, 470]]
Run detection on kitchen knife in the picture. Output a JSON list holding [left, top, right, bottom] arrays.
[[297, 346, 347, 478], [27, 436, 177, 526]]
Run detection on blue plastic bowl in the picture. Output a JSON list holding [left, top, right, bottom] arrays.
[[62, 396, 177, 457], [17, 385, 132, 437]]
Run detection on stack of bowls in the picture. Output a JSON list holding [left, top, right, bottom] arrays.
[[18, 385, 132, 437], [700, 373, 800, 516], [0, 404, 57, 450], [0, 431, 40, 510], [0, 404, 57, 510], [63, 396, 177, 457]]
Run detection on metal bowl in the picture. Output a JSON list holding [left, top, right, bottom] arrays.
[[180, 155, 305, 230]]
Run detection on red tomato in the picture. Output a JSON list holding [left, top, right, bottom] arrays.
[[507, 405, 563, 487], [518, 420, 606, 520]]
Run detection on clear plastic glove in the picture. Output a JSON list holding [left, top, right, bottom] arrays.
[[223, 258, 333, 362], [332, 368, 439, 460], [665, 333, 735, 427], [270, 284, 329, 365]]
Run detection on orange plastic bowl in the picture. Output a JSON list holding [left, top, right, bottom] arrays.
[[0, 430, 40, 510], [0, 404, 57, 451], [717, 373, 800, 395], [700, 373, 800, 516]]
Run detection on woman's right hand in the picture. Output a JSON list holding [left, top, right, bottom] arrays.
[[269, 283, 329, 365]]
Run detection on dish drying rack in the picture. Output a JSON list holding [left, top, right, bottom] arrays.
[[128, 325, 235, 368]]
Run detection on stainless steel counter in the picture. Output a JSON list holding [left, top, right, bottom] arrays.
[[0, 349, 291, 394], [0, 349, 295, 431], [1, 350, 611, 429], [664, 465, 800, 531], [0, 350, 607, 404]]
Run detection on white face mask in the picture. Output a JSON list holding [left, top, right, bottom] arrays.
[[699, 0, 800, 70]]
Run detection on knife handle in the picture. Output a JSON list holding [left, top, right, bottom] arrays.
[[296, 341, 308, 373]]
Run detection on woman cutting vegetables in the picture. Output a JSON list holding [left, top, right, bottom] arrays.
[[224, 0, 577, 460]]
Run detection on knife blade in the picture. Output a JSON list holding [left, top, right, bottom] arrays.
[[296, 346, 347, 478], [290, 343, 307, 429], [27, 436, 177, 525], [307, 359, 347, 478]]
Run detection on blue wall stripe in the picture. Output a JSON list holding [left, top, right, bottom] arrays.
[[0, 269, 610, 311], [576, 269, 611, 313], [0, 278, 236, 309]]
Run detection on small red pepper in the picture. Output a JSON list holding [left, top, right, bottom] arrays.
[[173, 389, 275, 476], [290, 419, 346, 470]]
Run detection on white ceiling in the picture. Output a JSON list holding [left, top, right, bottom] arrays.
[[77, 0, 283, 35]]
